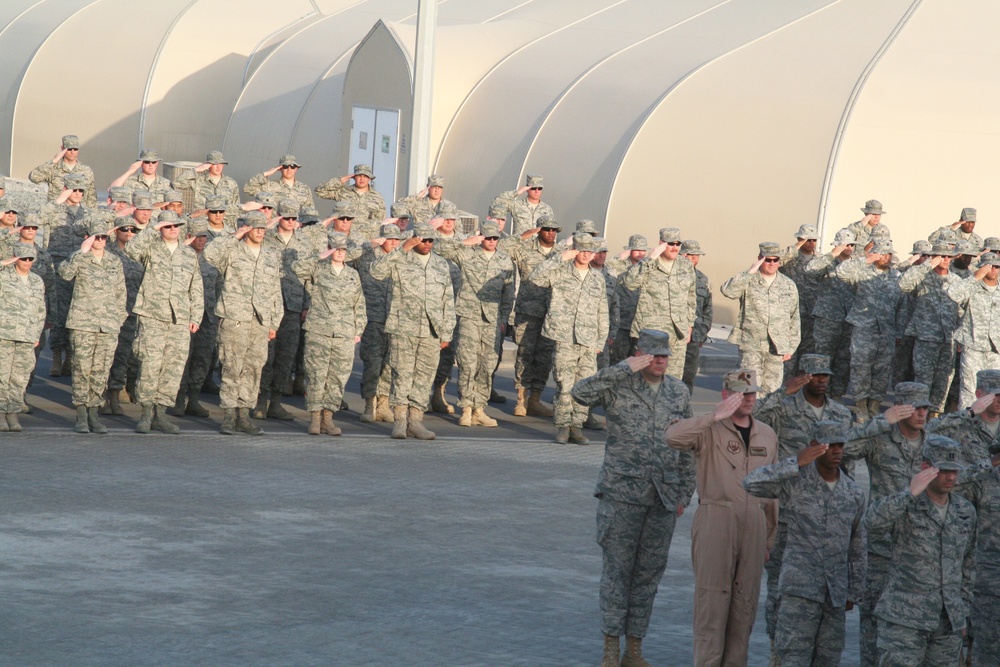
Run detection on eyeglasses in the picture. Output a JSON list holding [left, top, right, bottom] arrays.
[[283, 217, 298, 221], [281, 165, 299, 170], [419, 238, 435, 244], [94, 235, 109, 241], [142, 161, 158, 165], [528, 187, 543, 191], [161, 224, 181, 230], [540, 227, 558, 232], [208, 210, 225, 214], [119, 227, 137, 233], [260, 206, 273, 210], [21, 226, 38, 230], [483, 236, 500, 241], [335, 216, 354, 221], [71, 189, 85, 193], [64, 148, 79, 152], [17, 257, 35, 262], [762, 257, 781, 263], [665, 241, 682, 247]]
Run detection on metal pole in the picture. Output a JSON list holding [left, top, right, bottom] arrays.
[[409, 0, 437, 194]]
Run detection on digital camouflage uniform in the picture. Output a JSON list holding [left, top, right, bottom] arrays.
[[490, 189, 555, 238], [243, 171, 314, 211], [393, 195, 456, 227], [959, 464, 1000, 667], [431, 228, 467, 398], [501, 235, 558, 395], [0, 262, 46, 414], [948, 271, 1000, 410], [610, 259, 644, 364], [779, 244, 820, 372], [28, 159, 98, 208], [314, 178, 386, 238], [121, 172, 173, 201], [805, 250, 855, 397], [174, 168, 241, 211], [177, 250, 221, 400], [571, 351, 696, 642], [595, 264, 620, 372], [351, 241, 396, 401], [36, 201, 90, 356], [105, 243, 144, 395], [683, 266, 713, 393]]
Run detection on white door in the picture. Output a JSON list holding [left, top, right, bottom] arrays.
[[350, 106, 399, 203]]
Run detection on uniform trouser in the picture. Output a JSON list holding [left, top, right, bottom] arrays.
[[912, 338, 956, 412], [814, 317, 852, 397], [893, 335, 916, 385], [217, 318, 269, 409], [610, 327, 636, 365], [691, 502, 768, 667], [135, 317, 192, 407], [553, 341, 597, 428], [683, 341, 702, 393], [860, 551, 891, 667], [259, 309, 301, 398], [180, 312, 218, 396], [775, 593, 846, 667], [359, 321, 391, 399], [785, 313, 816, 381], [850, 328, 894, 402], [597, 497, 678, 638], [971, 591, 1000, 667], [303, 332, 355, 412], [877, 612, 961, 667], [108, 315, 138, 391], [765, 522, 788, 639], [48, 272, 73, 352], [456, 315, 502, 409], [738, 348, 785, 395], [960, 347, 1000, 411], [434, 327, 458, 387], [69, 330, 117, 408], [389, 333, 441, 411], [0, 340, 34, 412], [513, 313, 554, 392]]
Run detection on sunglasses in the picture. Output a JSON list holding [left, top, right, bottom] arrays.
[[64, 148, 79, 151], [142, 161, 158, 165], [665, 241, 682, 247], [260, 206, 274, 210], [94, 235, 109, 241], [335, 216, 355, 221], [762, 257, 781, 263], [528, 187, 543, 191], [483, 236, 500, 241], [208, 210, 225, 214], [21, 226, 38, 230], [540, 227, 559, 232], [119, 226, 138, 233], [18, 257, 35, 262], [281, 165, 299, 169], [71, 189, 85, 193], [419, 238, 435, 244], [161, 224, 181, 230]]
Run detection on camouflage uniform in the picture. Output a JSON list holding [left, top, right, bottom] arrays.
[[490, 190, 555, 238], [435, 238, 515, 409], [105, 243, 145, 395], [173, 157, 241, 210], [743, 438, 867, 667], [351, 242, 396, 401], [779, 242, 820, 372], [0, 261, 46, 415], [805, 249, 855, 397], [122, 172, 173, 201], [177, 251, 221, 400], [59, 248, 127, 408], [315, 178, 386, 236], [928, 410, 1000, 468], [36, 202, 90, 357], [899, 262, 961, 412], [431, 228, 467, 400], [959, 465, 1000, 667], [948, 271, 1000, 409], [595, 264, 620, 372], [394, 195, 456, 227], [243, 169, 314, 211], [571, 349, 696, 641], [528, 250, 609, 429], [610, 259, 644, 364], [893, 245, 930, 385], [291, 256, 366, 412], [501, 235, 558, 395], [28, 160, 98, 208], [683, 265, 713, 393]]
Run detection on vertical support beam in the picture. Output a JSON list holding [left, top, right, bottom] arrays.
[[408, 0, 437, 193]]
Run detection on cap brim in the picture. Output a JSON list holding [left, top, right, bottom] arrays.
[[934, 462, 964, 471]]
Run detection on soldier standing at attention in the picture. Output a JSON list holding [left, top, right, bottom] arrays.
[[528, 232, 609, 445], [929, 370, 1000, 467], [203, 211, 283, 436], [804, 229, 857, 400], [102, 221, 144, 414], [846, 199, 887, 248], [778, 224, 820, 374], [109, 149, 173, 200], [292, 233, 366, 436], [395, 174, 455, 227], [314, 164, 386, 237], [59, 215, 126, 434], [243, 155, 315, 211], [947, 251, 1000, 409], [0, 245, 46, 432], [680, 240, 713, 393], [744, 421, 867, 667], [721, 242, 800, 394], [572, 329, 696, 667], [666, 370, 778, 667], [173, 151, 241, 211], [866, 436, 976, 665], [607, 235, 649, 364], [28, 134, 98, 207], [490, 173, 555, 237]]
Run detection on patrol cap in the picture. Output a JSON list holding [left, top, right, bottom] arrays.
[[832, 228, 856, 245], [327, 232, 348, 250], [624, 234, 649, 251], [723, 369, 762, 394], [960, 207, 977, 222], [205, 150, 227, 165], [911, 239, 932, 255], [795, 224, 818, 240], [390, 202, 410, 219], [930, 242, 956, 257], [799, 354, 833, 376], [984, 237, 1000, 252], [811, 420, 847, 445], [0, 198, 18, 214], [488, 203, 507, 220], [187, 220, 210, 237], [205, 195, 228, 211], [934, 228, 958, 245], [868, 224, 891, 241], [330, 200, 356, 219], [61, 135, 80, 149], [87, 212, 115, 236], [163, 189, 183, 204], [18, 213, 39, 228], [153, 210, 185, 230], [659, 227, 682, 243], [277, 199, 299, 218], [380, 223, 403, 240], [894, 381, 932, 408], [139, 149, 160, 162], [922, 435, 964, 471], [299, 208, 320, 226], [758, 241, 781, 257], [537, 216, 561, 232], [594, 237, 609, 253], [480, 221, 501, 238], [575, 219, 598, 235], [635, 329, 671, 355], [132, 193, 154, 210], [64, 173, 87, 190], [870, 240, 893, 255], [242, 211, 268, 229], [861, 199, 886, 215], [279, 154, 300, 167], [954, 239, 979, 256], [680, 240, 705, 256], [14, 244, 36, 260], [255, 192, 277, 208], [525, 174, 544, 188], [427, 174, 445, 188], [977, 369, 1000, 394], [437, 202, 459, 220], [572, 232, 597, 252], [108, 186, 131, 203], [978, 252, 1000, 268], [413, 223, 439, 240], [353, 164, 374, 178]]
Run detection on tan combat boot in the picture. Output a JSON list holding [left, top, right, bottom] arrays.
[[320, 410, 341, 436], [430, 383, 454, 414], [584, 409, 605, 430], [87, 407, 108, 434], [267, 399, 294, 421], [620, 637, 652, 667], [513, 388, 528, 416], [307, 411, 322, 435], [391, 405, 408, 439], [526, 389, 554, 417], [103, 389, 125, 416], [135, 405, 153, 433], [185, 392, 210, 418], [49, 349, 63, 376], [375, 395, 394, 422], [151, 405, 180, 434], [360, 397, 376, 424], [853, 400, 870, 424], [569, 426, 591, 446], [471, 407, 498, 427], [251, 395, 268, 420], [555, 428, 570, 444], [220, 408, 236, 435], [406, 407, 436, 440], [166, 390, 187, 417], [6, 412, 21, 432], [602, 634, 621, 667], [236, 407, 263, 435], [458, 407, 473, 427]]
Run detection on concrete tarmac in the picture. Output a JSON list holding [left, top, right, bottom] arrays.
[[2, 343, 861, 666]]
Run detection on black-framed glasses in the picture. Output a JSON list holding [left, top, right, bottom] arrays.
[[540, 227, 559, 232], [161, 224, 181, 230], [71, 189, 85, 193], [142, 161, 158, 165], [20, 226, 38, 230], [94, 235, 109, 241], [18, 256, 35, 262], [335, 216, 355, 221], [283, 217, 298, 221], [64, 148, 79, 151], [281, 165, 299, 170], [119, 227, 138, 233], [665, 241, 682, 247], [528, 187, 543, 191], [419, 238, 435, 244], [762, 257, 780, 263], [208, 210, 225, 214], [483, 236, 500, 241]]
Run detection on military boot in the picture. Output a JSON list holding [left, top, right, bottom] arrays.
[[108, 389, 124, 415], [375, 395, 393, 422], [0, 414, 9, 432], [73, 405, 90, 433], [620, 637, 652, 667], [152, 405, 180, 434], [320, 410, 341, 436], [21, 394, 32, 414], [135, 404, 153, 434], [87, 407, 108, 434], [868, 398, 883, 419], [527, 390, 554, 417], [555, 428, 570, 444], [569, 426, 591, 445], [853, 400, 870, 424], [360, 397, 376, 424], [458, 407, 473, 427], [185, 392, 210, 418], [602, 635, 621, 667], [406, 407, 436, 440], [471, 407, 498, 427], [292, 374, 307, 396], [267, 399, 294, 421], [166, 390, 187, 417], [236, 408, 263, 435], [61, 348, 73, 376], [220, 408, 236, 435], [430, 383, 454, 414], [307, 411, 322, 435], [98, 390, 114, 416], [584, 410, 605, 430], [49, 349, 63, 376], [6, 412, 21, 432], [513, 388, 528, 416], [391, 405, 408, 439], [201, 377, 221, 395], [488, 387, 507, 404], [251, 395, 268, 420]]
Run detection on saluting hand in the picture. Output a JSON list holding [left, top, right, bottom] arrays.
[[884, 403, 914, 425], [974, 264, 992, 281], [748, 257, 765, 274], [797, 442, 828, 467], [712, 393, 743, 422], [784, 372, 812, 396], [625, 353, 654, 373], [909, 467, 938, 496], [561, 248, 578, 262], [80, 236, 96, 254], [972, 393, 996, 416]]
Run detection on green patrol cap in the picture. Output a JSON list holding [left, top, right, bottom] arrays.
[[537, 216, 561, 232], [923, 435, 963, 471], [391, 202, 410, 219], [19, 212, 39, 228], [109, 186, 131, 203], [635, 329, 671, 356], [724, 369, 762, 394], [205, 150, 227, 165], [163, 189, 183, 204], [480, 221, 501, 238], [254, 192, 277, 208], [861, 199, 886, 215], [525, 174, 543, 188], [427, 174, 445, 187], [14, 244, 36, 260], [758, 241, 781, 257], [659, 227, 681, 243], [187, 220, 210, 237], [680, 240, 705, 256], [575, 219, 598, 235], [242, 211, 268, 229], [353, 164, 374, 178], [437, 202, 459, 220], [132, 193, 154, 210], [795, 224, 818, 240], [153, 210, 185, 230], [380, 223, 403, 240], [138, 149, 160, 162], [330, 201, 356, 219], [63, 173, 87, 190], [205, 195, 227, 211], [960, 207, 977, 222], [327, 232, 348, 250], [894, 381, 932, 408], [811, 420, 847, 444], [61, 135, 80, 149], [977, 369, 1000, 394], [279, 155, 300, 167], [488, 203, 507, 219], [572, 232, 597, 252], [87, 212, 115, 236], [413, 223, 439, 240], [799, 354, 832, 376], [624, 234, 649, 251], [277, 199, 299, 218]]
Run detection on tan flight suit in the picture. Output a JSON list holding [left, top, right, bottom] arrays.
[[666, 413, 778, 667]]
